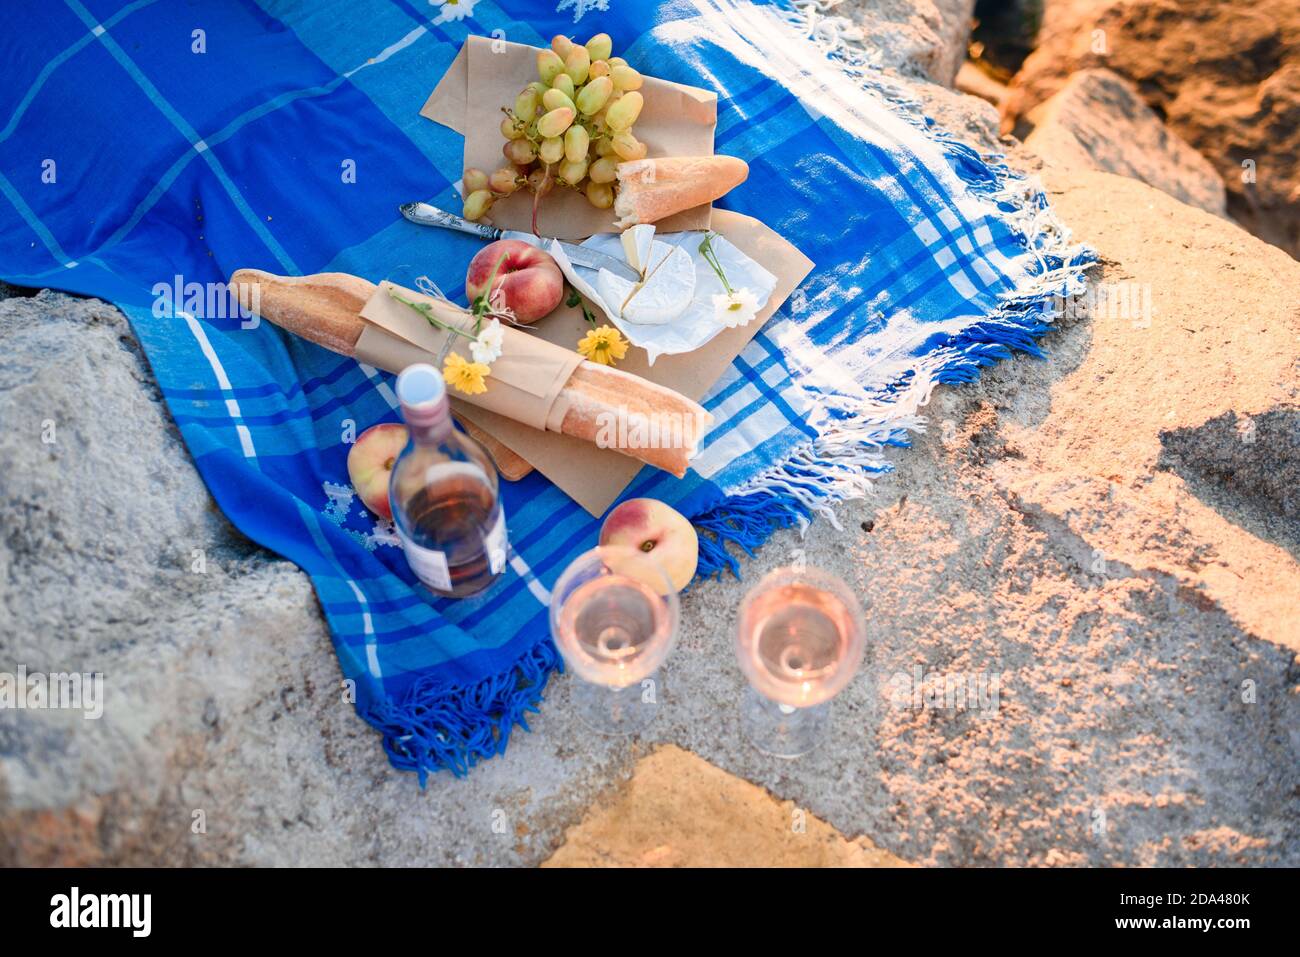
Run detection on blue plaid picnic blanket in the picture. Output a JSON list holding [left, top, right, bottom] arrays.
[[0, 0, 1091, 780]]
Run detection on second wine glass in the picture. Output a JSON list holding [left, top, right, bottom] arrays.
[[734, 565, 866, 758]]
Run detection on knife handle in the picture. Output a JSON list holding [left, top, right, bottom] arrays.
[[400, 203, 502, 241]]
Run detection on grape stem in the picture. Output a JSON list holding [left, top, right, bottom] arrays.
[[531, 163, 553, 237]]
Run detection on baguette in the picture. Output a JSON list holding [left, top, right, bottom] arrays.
[[230, 270, 533, 479], [614, 155, 749, 229], [231, 269, 708, 478]]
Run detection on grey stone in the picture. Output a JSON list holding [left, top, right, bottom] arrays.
[[1025, 68, 1228, 216], [835, 0, 976, 86]]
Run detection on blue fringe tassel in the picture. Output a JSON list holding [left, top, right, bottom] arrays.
[[365, 639, 563, 785], [693, 491, 811, 579]]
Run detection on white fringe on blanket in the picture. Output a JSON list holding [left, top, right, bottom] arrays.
[[690, 0, 1094, 573]]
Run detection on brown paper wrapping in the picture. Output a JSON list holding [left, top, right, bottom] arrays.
[[356, 281, 582, 433], [420, 36, 719, 239]]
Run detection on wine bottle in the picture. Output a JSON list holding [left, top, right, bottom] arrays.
[[389, 363, 507, 598]]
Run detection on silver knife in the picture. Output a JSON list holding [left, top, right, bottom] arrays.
[[398, 201, 640, 282]]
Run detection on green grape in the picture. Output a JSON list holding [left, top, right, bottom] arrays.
[[585, 179, 614, 209], [575, 75, 613, 115], [537, 106, 575, 138], [538, 135, 565, 164], [563, 46, 590, 85], [542, 88, 575, 113], [585, 33, 613, 62], [558, 156, 589, 185], [514, 88, 539, 121], [537, 49, 565, 85], [607, 56, 627, 69], [606, 91, 643, 132], [611, 130, 646, 160], [551, 35, 575, 58], [528, 81, 549, 96], [463, 189, 494, 221], [587, 155, 618, 183], [463, 168, 490, 194], [503, 137, 537, 165], [594, 134, 615, 157], [564, 124, 590, 163], [488, 168, 519, 195], [588, 59, 610, 79], [551, 72, 576, 100], [611, 64, 643, 92], [500, 115, 523, 140]]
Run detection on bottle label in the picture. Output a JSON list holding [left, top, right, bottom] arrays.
[[397, 532, 453, 592], [486, 509, 508, 576], [396, 509, 508, 594]]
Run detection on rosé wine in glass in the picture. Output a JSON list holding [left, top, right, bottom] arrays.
[[735, 566, 865, 757], [550, 546, 679, 734]]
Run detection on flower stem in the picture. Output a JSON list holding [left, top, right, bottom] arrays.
[[698, 231, 735, 296], [388, 289, 477, 340]]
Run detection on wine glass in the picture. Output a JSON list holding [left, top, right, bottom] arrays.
[[550, 545, 680, 735], [734, 566, 866, 758]]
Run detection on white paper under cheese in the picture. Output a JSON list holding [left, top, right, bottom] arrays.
[[594, 241, 695, 326], [543, 230, 778, 364]]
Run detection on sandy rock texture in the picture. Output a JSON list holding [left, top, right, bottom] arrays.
[[2, 4, 1298, 867], [542, 745, 908, 866], [1004, 0, 1300, 258], [1025, 68, 1226, 215]]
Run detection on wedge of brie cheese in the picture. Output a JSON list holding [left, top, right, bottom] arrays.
[[620, 224, 656, 276], [596, 236, 696, 326]]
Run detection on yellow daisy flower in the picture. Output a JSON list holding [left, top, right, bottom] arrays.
[[443, 351, 490, 395], [577, 325, 629, 366]]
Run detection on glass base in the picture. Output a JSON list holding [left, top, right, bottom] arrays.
[[571, 671, 660, 736], [740, 686, 829, 758]]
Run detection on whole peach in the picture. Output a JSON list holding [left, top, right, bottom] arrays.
[[347, 423, 408, 520], [598, 498, 699, 593], [465, 238, 564, 324]]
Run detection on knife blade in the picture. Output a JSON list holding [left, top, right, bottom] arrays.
[[398, 201, 640, 282]]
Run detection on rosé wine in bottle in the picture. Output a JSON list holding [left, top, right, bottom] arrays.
[[389, 364, 507, 598]]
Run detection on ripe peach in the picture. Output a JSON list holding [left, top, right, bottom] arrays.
[[465, 238, 564, 324], [599, 498, 699, 593], [347, 423, 408, 520]]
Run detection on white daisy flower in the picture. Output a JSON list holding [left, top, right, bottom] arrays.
[[712, 288, 760, 328], [469, 317, 504, 365], [434, 0, 478, 22]]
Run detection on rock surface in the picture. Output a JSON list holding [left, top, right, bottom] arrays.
[[838, 0, 977, 86], [3, 8, 1299, 868], [1025, 68, 1227, 215], [1004, 0, 1300, 258]]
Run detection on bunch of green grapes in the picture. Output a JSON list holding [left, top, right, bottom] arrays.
[[462, 32, 645, 223]]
